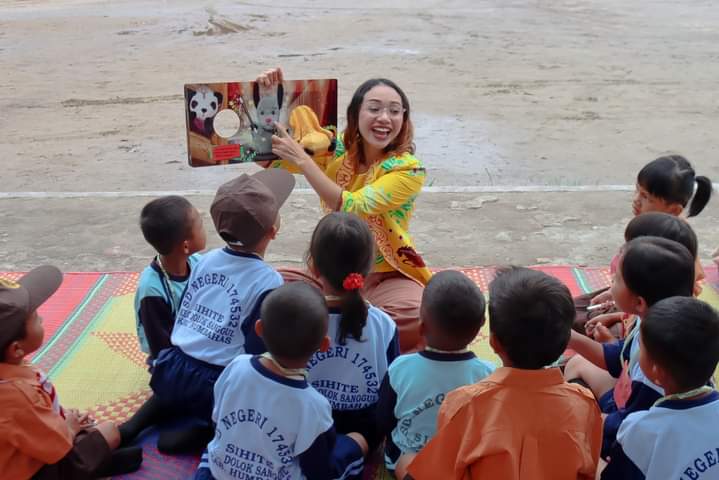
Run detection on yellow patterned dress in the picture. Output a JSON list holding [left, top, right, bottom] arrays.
[[270, 137, 432, 286]]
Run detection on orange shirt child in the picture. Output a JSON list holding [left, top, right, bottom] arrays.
[[0, 362, 74, 479], [407, 367, 603, 480]]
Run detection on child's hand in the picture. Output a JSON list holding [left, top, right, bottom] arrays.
[[77, 411, 97, 428], [590, 290, 613, 306], [591, 324, 617, 343], [65, 409, 86, 436], [585, 312, 624, 337]]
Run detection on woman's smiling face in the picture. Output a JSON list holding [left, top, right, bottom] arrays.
[[357, 84, 405, 154]]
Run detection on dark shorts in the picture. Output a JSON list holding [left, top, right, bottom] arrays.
[[150, 346, 224, 422], [32, 429, 111, 480], [598, 388, 618, 414]]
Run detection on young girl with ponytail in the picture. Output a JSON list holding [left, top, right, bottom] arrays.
[[305, 212, 400, 454]]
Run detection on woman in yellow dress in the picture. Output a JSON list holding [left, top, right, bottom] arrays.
[[259, 68, 432, 352]]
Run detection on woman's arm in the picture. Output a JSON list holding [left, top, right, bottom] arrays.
[[271, 124, 343, 209]]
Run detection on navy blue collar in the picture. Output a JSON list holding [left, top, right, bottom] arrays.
[[658, 390, 719, 410], [222, 247, 263, 260], [419, 350, 477, 362], [250, 356, 308, 389]]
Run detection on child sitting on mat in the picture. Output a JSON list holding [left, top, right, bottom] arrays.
[[303, 212, 399, 457], [121, 169, 294, 453], [575, 154, 712, 332], [0, 266, 142, 479], [600, 297, 719, 479], [135, 195, 206, 367], [584, 212, 703, 343], [375, 269, 495, 478], [566, 237, 696, 458], [195, 282, 367, 480], [405, 267, 602, 480]]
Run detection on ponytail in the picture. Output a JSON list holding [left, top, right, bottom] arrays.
[[338, 289, 368, 345], [308, 213, 375, 344], [688, 175, 713, 217]]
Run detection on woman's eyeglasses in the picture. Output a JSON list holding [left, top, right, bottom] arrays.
[[362, 102, 405, 119]]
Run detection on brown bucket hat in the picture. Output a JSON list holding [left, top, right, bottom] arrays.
[[210, 169, 295, 248], [0, 265, 63, 346]]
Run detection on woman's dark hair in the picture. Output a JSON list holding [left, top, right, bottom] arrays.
[[343, 78, 414, 166], [309, 212, 374, 344], [637, 155, 713, 217], [624, 212, 698, 259]]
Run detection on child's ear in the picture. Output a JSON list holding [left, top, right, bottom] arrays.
[[667, 202, 684, 216], [254, 319, 264, 338], [419, 319, 427, 338], [319, 335, 331, 353], [183, 240, 191, 255], [3, 341, 23, 362]]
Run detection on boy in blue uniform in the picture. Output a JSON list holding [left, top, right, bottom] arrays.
[[601, 297, 719, 479], [146, 169, 295, 451], [195, 282, 367, 480], [567, 236, 696, 457], [375, 270, 495, 475], [135, 195, 206, 366]]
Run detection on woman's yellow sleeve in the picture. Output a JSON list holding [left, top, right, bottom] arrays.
[[340, 162, 426, 216]]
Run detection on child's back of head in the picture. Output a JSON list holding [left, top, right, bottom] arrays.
[[309, 212, 374, 344], [641, 297, 719, 392], [489, 267, 575, 369], [421, 270, 486, 351], [624, 212, 697, 258], [636, 155, 713, 217], [617, 236, 695, 308], [261, 282, 328, 362], [140, 195, 205, 256]]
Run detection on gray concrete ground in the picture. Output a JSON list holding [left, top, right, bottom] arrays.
[[1, 0, 717, 271]]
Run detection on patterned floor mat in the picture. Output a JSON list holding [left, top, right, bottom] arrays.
[[4, 264, 717, 479]]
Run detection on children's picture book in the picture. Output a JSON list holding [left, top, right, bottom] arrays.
[[184, 79, 338, 166]]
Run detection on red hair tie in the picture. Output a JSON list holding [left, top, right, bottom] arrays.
[[343, 273, 364, 291]]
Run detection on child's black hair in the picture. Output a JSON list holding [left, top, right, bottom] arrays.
[[260, 282, 328, 360], [309, 212, 374, 345], [488, 267, 575, 369], [637, 155, 713, 217], [620, 236, 695, 307], [641, 297, 719, 391], [140, 196, 194, 255], [624, 212, 698, 259], [421, 270, 486, 346]]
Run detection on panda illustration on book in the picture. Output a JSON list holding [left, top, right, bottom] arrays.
[[187, 86, 223, 138]]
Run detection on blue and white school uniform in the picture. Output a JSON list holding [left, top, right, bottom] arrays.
[[375, 350, 495, 470], [600, 318, 664, 457], [601, 391, 719, 479], [135, 254, 200, 362], [195, 355, 364, 480], [306, 305, 399, 449], [150, 247, 282, 420]]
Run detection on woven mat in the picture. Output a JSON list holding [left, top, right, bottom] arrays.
[[4, 265, 717, 479]]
